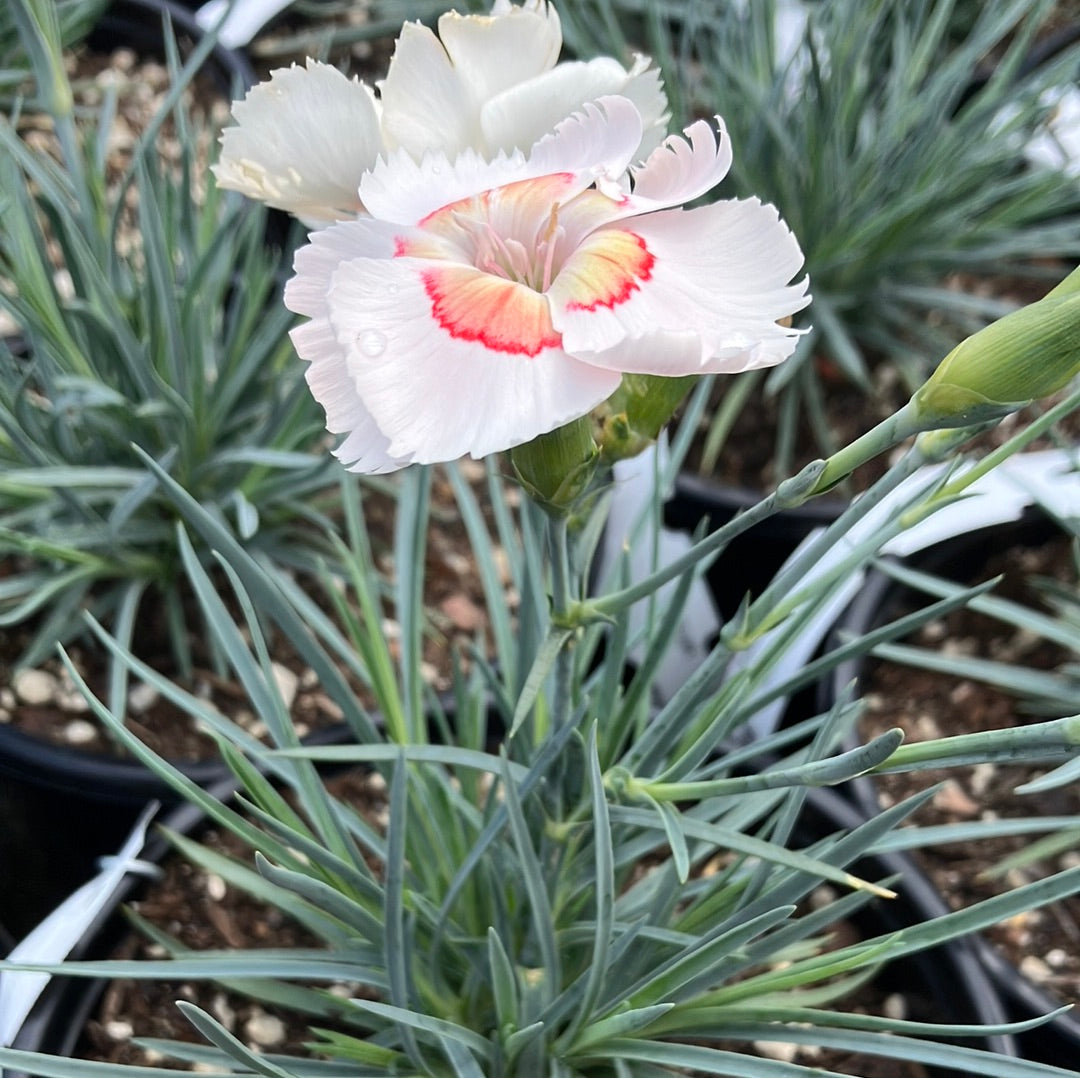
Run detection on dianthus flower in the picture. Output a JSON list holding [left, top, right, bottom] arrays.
[[284, 97, 810, 472], [212, 0, 668, 228]]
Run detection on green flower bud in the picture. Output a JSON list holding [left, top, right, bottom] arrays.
[[912, 286, 1080, 427], [594, 374, 698, 464], [510, 416, 599, 516]]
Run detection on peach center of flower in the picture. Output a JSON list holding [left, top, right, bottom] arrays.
[[397, 175, 654, 356]]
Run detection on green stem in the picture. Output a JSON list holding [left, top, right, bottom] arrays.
[[797, 400, 922, 498], [585, 400, 943, 624], [549, 513, 574, 736], [868, 715, 1080, 775], [586, 484, 793, 621], [900, 381, 1080, 530]]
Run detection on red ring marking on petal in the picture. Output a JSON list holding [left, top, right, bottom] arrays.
[[561, 230, 655, 312], [422, 265, 561, 357]]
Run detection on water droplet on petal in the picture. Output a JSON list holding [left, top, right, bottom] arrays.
[[356, 329, 388, 357]]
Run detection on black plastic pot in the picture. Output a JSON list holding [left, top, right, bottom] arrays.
[[7, 797, 210, 1078], [0, 721, 229, 939], [0, 715, 354, 941], [822, 514, 1080, 1065], [88, 0, 255, 96]]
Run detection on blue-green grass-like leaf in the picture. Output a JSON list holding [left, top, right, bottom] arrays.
[[175, 1003, 295, 1078], [345, 999, 492, 1060]]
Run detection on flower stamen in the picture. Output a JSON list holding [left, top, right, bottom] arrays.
[[538, 202, 563, 293]]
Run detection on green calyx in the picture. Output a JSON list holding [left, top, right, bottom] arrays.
[[510, 417, 600, 516], [912, 272, 1080, 425], [595, 374, 698, 464]]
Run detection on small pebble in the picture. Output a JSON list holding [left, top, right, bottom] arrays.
[[914, 712, 941, 740], [128, 683, 159, 714], [244, 1010, 286, 1047], [104, 1020, 133, 1041], [13, 668, 60, 706], [58, 692, 90, 713], [64, 719, 98, 746], [969, 763, 995, 797], [883, 993, 907, 1020], [932, 780, 980, 818], [442, 551, 472, 577], [941, 636, 978, 658], [0, 688, 14, 709], [204, 873, 227, 901], [211, 992, 236, 1031], [440, 592, 485, 632], [1020, 955, 1052, 983], [1046, 948, 1069, 969], [313, 693, 344, 721], [271, 662, 299, 709], [754, 1040, 799, 1063]]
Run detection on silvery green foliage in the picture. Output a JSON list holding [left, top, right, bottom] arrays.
[[0, 0, 105, 92], [0, 1, 339, 684], [4, 424, 1080, 1075]]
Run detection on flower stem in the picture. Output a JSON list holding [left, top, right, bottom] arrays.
[[548, 512, 575, 737], [900, 381, 1080, 529]]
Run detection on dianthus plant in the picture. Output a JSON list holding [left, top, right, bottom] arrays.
[[3, 3, 1080, 1077]]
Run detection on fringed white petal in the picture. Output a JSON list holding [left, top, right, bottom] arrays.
[[620, 116, 735, 216], [361, 97, 644, 226], [285, 221, 415, 473], [552, 198, 809, 373], [213, 60, 381, 226], [437, 2, 561, 104]]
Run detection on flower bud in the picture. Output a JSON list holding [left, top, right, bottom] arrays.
[[912, 285, 1080, 427], [594, 374, 698, 464], [510, 417, 599, 515]]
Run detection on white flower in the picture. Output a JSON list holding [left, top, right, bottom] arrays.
[[284, 97, 810, 473], [212, 1, 669, 228]]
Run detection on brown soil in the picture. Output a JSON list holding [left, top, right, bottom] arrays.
[[855, 530, 1080, 1010]]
